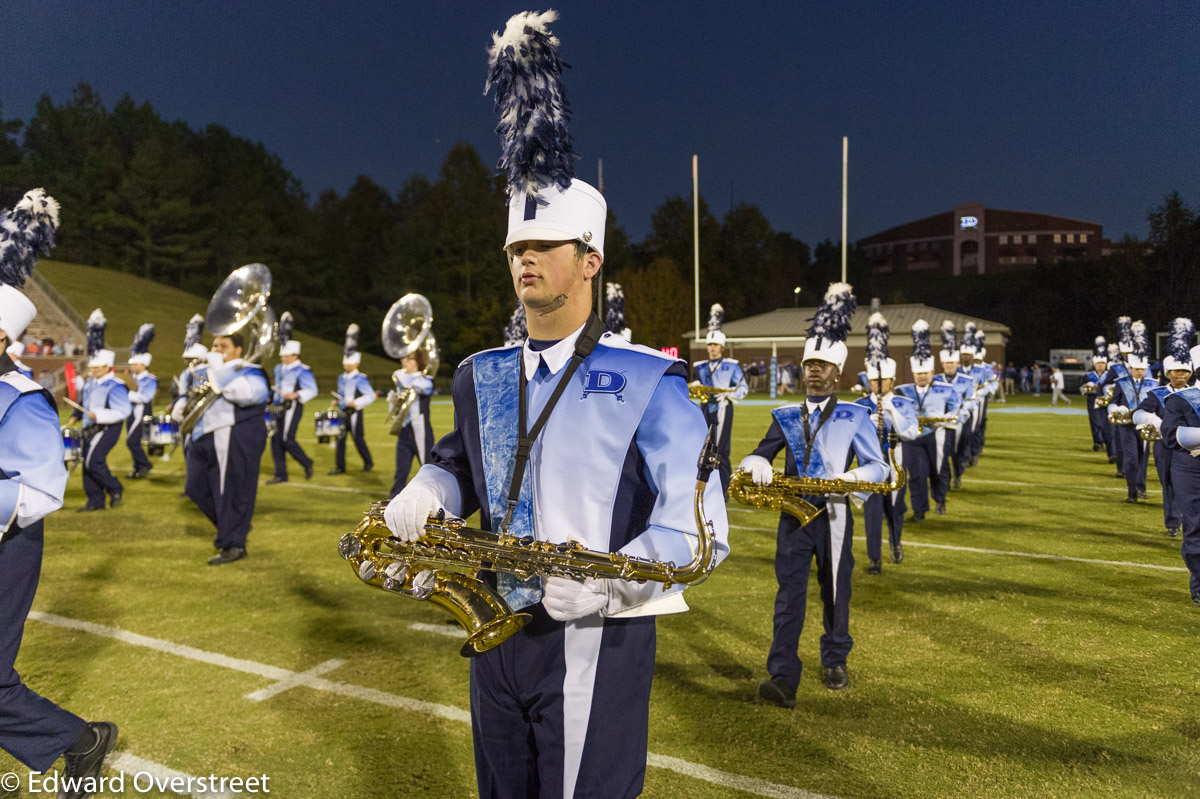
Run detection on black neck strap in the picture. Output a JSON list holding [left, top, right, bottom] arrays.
[[500, 314, 606, 532], [801, 397, 837, 475]]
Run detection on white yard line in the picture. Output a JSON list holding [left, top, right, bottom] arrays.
[[244, 658, 346, 702], [106, 751, 244, 798], [28, 612, 830, 799], [410, 622, 466, 638]]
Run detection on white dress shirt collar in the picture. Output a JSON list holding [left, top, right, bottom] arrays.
[[522, 321, 587, 380], [805, 396, 832, 415]]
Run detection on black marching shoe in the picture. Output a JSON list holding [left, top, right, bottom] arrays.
[[327, 467, 345, 476], [935, 501, 947, 515], [1167, 528, 1180, 538], [867, 559, 882, 575], [823, 664, 849, 690], [911, 512, 925, 523], [304, 463, 314, 480], [1137, 489, 1148, 500], [1123, 497, 1137, 504], [59, 721, 118, 799], [361, 464, 373, 473], [1115, 470, 1125, 479], [891, 544, 904, 564], [125, 470, 146, 479], [757, 676, 796, 708], [1192, 595, 1200, 608], [109, 492, 122, 509], [952, 475, 962, 489], [77, 504, 104, 513], [207, 547, 246, 566], [266, 476, 287, 485], [1107, 455, 1117, 464], [1093, 443, 1103, 451]]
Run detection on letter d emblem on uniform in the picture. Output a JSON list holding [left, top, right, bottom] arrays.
[[581, 370, 626, 403]]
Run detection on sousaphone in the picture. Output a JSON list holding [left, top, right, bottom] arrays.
[[383, 294, 439, 435]]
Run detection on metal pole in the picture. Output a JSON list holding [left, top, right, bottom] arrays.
[[841, 136, 848, 284], [693, 154, 700, 342], [770, 341, 778, 400]]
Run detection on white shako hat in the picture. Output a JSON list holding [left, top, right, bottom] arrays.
[[910, 319, 934, 373], [128, 323, 155, 366], [705, 303, 725, 346], [342, 323, 361, 366], [279, 311, 300, 356], [864, 312, 895, 379], [939, 320, 958, 363], [1126, 320, 1149, 369], [0, 189, 59, 342], [802, 282, 855, 371], [86, 308, 115, 368], [487, 11, 606, 259], [1164, 317, 1194, 373]]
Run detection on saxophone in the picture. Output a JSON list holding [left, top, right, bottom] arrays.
[[730, 447, 907, 527], [1095, 384, 1114, 408], [339, 430, 722, 657], [918, 414, 959, 428], [1137, 424, 1162, 442], [688, 382, 737, 402]]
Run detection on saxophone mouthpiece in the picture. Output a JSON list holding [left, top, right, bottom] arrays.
[[697, 424, 720, 482]]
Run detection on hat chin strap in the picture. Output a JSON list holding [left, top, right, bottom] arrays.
[[531, 293, 569, 316]]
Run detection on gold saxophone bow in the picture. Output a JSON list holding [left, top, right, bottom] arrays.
[[689, 382, 738, 402], [339, 430, 722, 656], [1137, 424, 1162, 442], [1095, 385, 1114, 408], [918, 414, 958, 428], [730, 448, 907, 527]]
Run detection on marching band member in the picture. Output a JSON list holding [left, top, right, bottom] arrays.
[[1098, 342, 1123, 465], [0, 188, 119, 791], [854, 313, 919, 574], [70, 309, 130, 512], [690, 303, 748, 493], [176, 314, 209, 403], [383, 13, 729, 793], [389, 349, 434, 498], [124, 323, 157, 479], [960, 323, 988, 464], [5, 341, 32, 379], [1159, 338, 1200, 606], [181, 331, 270, 565], [331, 324, 375, 475], [267, 313, 316, 484], [1134, 318, 1193, 536], [1108, 317, 1135, 477], [741, 282, 885, 702], [1082, 337, 1109, 452], [1109, 321, 1159, 503], [934, 321, 975, 488], [895, 320, 962, 520]]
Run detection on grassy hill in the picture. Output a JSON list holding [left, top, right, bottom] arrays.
[[37, 259, 396, 387]]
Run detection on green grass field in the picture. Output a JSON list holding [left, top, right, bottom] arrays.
[[3, 395, 1198, 799]]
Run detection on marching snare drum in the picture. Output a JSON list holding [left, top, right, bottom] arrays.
[[146, 414, 180, 457], [315, 410, 344, 444], [62, 427, 82, 471]]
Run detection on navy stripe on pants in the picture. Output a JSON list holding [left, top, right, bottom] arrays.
[[0, 522, 86, 771], [126, 410, 152, 472], [335, 410, 373, 470], [270, 401, 312, 479], [470, 603, 655, 799], [185, 421, 267, 550], [82, 425, 122, 508]]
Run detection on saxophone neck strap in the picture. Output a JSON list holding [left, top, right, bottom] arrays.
[[801, 398, 837, 475], [501, 314, 606, 532]]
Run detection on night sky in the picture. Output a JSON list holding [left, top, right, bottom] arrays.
[[3, 1, 1196, 244]]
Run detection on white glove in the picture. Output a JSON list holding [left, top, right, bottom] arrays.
[[382, 481, 444, 542], [170, 399, 185, 423], [739, 454, 774, 486], [543, 576, 610, 621], [869, 411, 882, 429]]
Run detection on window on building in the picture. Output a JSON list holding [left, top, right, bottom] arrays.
[[1066, 233, 1075, 243], [1079, 233, 1088, 243], [1053, 233, 1062, 243], [999, 234, 1008, 244], [1027, 234, 1036, 244]]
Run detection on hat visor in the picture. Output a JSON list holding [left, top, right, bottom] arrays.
[[504, 223, 584, 252]]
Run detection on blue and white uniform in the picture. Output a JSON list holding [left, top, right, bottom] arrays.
[[933, 371, 976, 480], [1082, 369, 1108, 449], [270, 361, 317, 480], [335, 370, 375, 471], [407, 326, 728, 799], [0, 367, 88, 770], [854, 393, 919, 562], [894, 382, 962, 515], [10, 358, 32, 380], [71, 371, 131, 509], [1135, 385, 1184, 532], [966, 363, 990, 458], [1160, 388, 1200, 602], [691, 357, 748, 492], [125, 369, 158, 474], [183, 358, 269, 552], [745, 396, 886, 689], [1110, 373, 1160, 501], [390, 369, 434, 498]]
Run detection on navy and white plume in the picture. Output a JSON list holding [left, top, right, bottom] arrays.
[[343, 323, 360, 359], [1107, 343, 1120, 362], [86, 309, 106, 356], [1117, 316, 1132, 349], [183, 314, 204, 350], [605, 282, 625, 335], [1093, 335, 1107, 360], [1168, 318, 1195, 363], [1131, 320, 1149, 360], [941, 320, 956, 353], [504, 301, 527, 347], [0, 188, 59, 289], [708, 303, 724, 334], [130, 323, 155, 356], [485, 10, 576, 201], [963, 321, 978, 347], [911, 320, 932, 362], [975, 330, 986, 351], [866, 312, 889, 365], [806, 283, 855, 345], [279, 312, 294, 346]]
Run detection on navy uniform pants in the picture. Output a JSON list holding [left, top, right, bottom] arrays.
[[903, 432, 947, 515], [1117, 425, 1148, 499], [768, 499, 854, 690], [702, 401, 734, 493], [1102, 415, 1115, 458], [270, 400, 312, 479], [335, 410, 373, 471], [1086, 396, 1106, 446], [185, 422, 266, 550], [1172, 451, 1200, 600], [391, 421, 433, 498], [0, 522, 86, 771], [954, 414, 974, 477], [972, 397, 988, 457], [126, 408, 152, 473], [470, 603, 655, 799], [82, 424, 122, 508], [1153, 441, 1181, 530], [1112, 417, 1125, 472]]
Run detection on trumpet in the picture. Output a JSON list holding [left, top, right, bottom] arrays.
[[1108, 409, 1134, 425], [1095, 385, 1115, 408], [339, 429, 723, 656], [688, 382, 738, 402], [918, 414, 958, 428], [730, 448, 907, 527], [1081, 382, 1097, 396], [1137, 424, 1162, 442]]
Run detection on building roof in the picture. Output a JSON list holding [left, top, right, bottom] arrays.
[[686, 303, 1010, 343], [857, 205, 1101, 246]]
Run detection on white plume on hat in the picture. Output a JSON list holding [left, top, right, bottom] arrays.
[[910, 319, 934, 373]]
